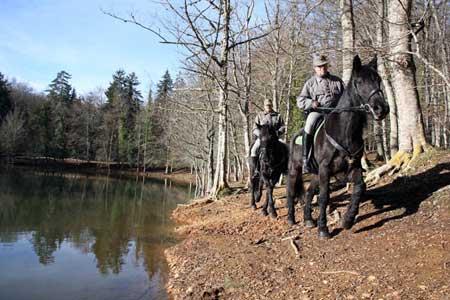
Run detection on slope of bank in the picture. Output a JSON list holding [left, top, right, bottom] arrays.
[[165, 150, 450, 299]]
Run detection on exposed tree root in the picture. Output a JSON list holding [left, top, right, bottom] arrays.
[[365, 144, 432, 186]]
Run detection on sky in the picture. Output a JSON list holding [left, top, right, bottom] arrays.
[[0, 0, 183, 96]]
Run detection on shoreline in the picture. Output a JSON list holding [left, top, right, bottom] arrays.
[[0, 157, 195, 185]]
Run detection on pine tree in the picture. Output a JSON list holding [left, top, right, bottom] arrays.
[[121, 72, 142, 164], [105, 70, 126, 108], [47, 71, 73, 104], [46, 71, 74, 158], [155, 70, 173, 103], [103, 70, 142, 164]]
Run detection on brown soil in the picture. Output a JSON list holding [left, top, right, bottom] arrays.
[[165, 150, 450, 300]]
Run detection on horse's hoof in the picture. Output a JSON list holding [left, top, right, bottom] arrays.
[[261, 210, 268, 217], [270, 211, 278, 219], [304, 219, 317, 228], [318, 229, 331, 239], [251, 204, 257, 211], [342, 218, 354, 230]]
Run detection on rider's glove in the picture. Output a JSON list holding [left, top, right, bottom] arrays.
[[311, 100, 320, 109]]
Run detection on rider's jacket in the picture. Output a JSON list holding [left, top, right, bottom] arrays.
[[297, 73, 344, 110], [252, 111, 285, 137]]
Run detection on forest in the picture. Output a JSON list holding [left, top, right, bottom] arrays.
[[0, 0, 448, 197]]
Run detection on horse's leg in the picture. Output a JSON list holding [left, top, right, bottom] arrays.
[[317, 167, 331, 238], [304, 176, 319, 228], [250, 175, 258, 210], [267, 183, 277, 219], [267, 174, 281, 219], [258, 179, 268, 216], [342, 168, 365, 229], [286, 171, 301, 225]]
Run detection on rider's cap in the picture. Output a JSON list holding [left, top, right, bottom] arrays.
[[313, 54, 329, 67], [264, 99, 273, 106]]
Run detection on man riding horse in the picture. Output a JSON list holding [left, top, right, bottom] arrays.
[[249, 99, 286, 178], [297, 54, 345, 174], [287, 55, 389, 238]]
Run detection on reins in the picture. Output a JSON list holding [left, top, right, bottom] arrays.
[[316, 87, 384, 158]]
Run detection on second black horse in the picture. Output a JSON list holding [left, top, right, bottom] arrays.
[[250, 124, 289, 218]]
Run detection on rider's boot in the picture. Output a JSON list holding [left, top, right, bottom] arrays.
[[302, 131, 313, 174]]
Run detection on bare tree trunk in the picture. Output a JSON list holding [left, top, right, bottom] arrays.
[[376, 0, 398, 157], [211, 0, 231, 196], [366, 0, 431, 183], [382, 119, 390, 161], [136, 121, 141, 173], [430, 0, 449, 148], [239, 6, 253, 177], [207, 120, 215, 193], [271, 0, 281, 111], [284, 0, 299, 143], [373, 121, 384, 160], [143, 123, 147, 173], [340, 0, 355, 85], [388, 0, 428, 160]]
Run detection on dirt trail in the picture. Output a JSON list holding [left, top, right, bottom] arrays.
[[165, 151, 450, 299]]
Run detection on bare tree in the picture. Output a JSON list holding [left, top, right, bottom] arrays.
[[340, 0, 355, 84], [367, 0, 430, 182]]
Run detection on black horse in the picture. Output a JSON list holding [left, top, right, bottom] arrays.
[[249, 124, 289, 218], [286, 55, 389, 238]]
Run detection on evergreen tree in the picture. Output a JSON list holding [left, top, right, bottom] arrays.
[[105, 70, 126, 108], [47, 71, 73, 104], [149, 71, 174, 168], [120, 72, 142, 164], [103, 70, 142, 164], [0, 72, 12, 123], [155, 70, 173, 102], [103, 70, 127, 162], [46, 70, 74, 158]]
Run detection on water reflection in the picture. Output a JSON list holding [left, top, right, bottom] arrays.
[[0, 170, 191, 300]]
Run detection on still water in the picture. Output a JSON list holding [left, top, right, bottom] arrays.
[[0, 169, 192, 300]]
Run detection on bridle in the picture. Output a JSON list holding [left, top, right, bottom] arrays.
[[321, 86, 385, 159], [313, 88, 384, 117]]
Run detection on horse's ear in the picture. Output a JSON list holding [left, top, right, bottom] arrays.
[[352, 55, 362, 72], [368, 55, 378, 69]]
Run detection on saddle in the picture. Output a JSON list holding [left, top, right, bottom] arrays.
[[294, 116, 325, 174]]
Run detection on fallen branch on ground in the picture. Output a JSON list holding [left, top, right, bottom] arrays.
[[321, 270, 360, 276], [290, 239, 300, 256], [282, 235, 301, 256]]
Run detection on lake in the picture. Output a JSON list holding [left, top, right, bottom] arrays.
[[0, 169, 192, 300]]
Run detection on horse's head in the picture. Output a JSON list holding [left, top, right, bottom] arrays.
[[257, 124, 278, 149], [351, 55, 390, 121]]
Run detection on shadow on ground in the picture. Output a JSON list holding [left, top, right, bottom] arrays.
[[353, 162, 450, 233]]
